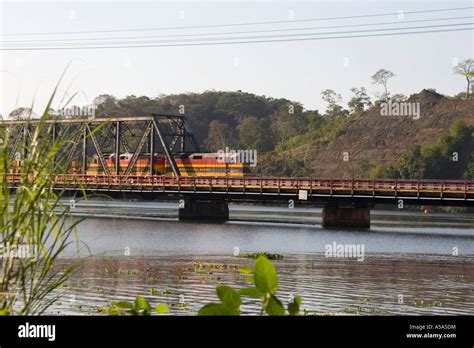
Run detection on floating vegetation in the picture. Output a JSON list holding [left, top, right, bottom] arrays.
[[98, 296, 169, 316], [105, 268, 139, 276], [155, 303, 170, 314], [310, 311, 336, 316], [341, 306, 363, 315], [237, 252, 284, 260], [150, 288, 173, 296], [171, 303, 190, 310], [412, 298, 442, 307], [340, 299, 389, 315], [193, 263, 239, 271], [240, 266, 252, 274]]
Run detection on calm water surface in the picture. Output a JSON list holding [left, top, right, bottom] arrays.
[[47, 201, 474, 316]]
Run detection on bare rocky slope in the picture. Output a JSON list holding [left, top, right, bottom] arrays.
[[305, 90, 474, 178]]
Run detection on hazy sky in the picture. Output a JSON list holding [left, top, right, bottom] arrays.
[[0, 0, 473, 117]]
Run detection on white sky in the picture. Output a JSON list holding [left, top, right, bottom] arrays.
[[1, 0, 473, 117]]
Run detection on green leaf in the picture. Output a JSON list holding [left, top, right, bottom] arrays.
[[254, 256, 278, 294], [288, 296, 301, 316], [265, 295, 285, 316], [245, 276, 254, 283], [239, 287, 263, 298], [134, 296, 151, 315], [114, 301, 134, 309], [216, 286, 241, 310], [198, 303, 238, 316], [155, 303, 170, 314], [240, 266, 252, 274]]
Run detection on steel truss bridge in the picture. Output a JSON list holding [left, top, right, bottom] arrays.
[[0, 114, 200, 177], [2, 115, 473, 227]]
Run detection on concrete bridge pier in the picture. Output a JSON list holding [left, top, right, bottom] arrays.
[[322, 204, 370, 229], [178, 198, 229, 221]]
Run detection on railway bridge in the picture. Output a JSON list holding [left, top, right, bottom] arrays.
[[2, 115, 473, 228]]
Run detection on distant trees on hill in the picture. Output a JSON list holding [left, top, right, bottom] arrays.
[[371, 69, 396, 101], [370, 120, 474, 180], [453, 58, 474, 99], [84, 87, 474, 178], [6, 61, 473, 178]]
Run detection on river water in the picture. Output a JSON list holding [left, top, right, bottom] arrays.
[[46, 201, 474, 316]]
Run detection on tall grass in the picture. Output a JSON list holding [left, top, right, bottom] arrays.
[[0, 78, 84, 315]]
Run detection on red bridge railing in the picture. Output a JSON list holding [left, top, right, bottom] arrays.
[[5, 174, 474, 199]]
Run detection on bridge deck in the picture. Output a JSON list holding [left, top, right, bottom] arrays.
[[6, 174, 474, 206]]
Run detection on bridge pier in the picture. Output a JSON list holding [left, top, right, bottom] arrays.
[[322, 204, 370, 229], [178, 198, 229, 221]]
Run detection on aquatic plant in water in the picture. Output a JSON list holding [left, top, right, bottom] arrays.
[[198, 256, 301, 316]]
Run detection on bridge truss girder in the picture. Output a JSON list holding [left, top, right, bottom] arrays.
[[0, 114, 201, 177]]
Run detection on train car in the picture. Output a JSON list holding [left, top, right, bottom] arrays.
[[86, 152, 253, 177]]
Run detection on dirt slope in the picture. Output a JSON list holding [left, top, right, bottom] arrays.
[[306, 90, 474, 178]]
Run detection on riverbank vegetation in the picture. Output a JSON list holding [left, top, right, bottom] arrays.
[[0, 79, 83, 315], [1, 66, 139, 315]]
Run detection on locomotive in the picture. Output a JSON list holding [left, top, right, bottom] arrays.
[[86, 152, 253, 177]]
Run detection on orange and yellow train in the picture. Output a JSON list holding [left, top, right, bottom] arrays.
[[86, 153, 253, 177]]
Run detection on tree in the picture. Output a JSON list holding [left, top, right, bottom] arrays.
[[348, 87, 372, 114], [271, 103, 307, 142], [371, 69, 395, 101], [465, 161, 474, 179], [8, 107, 34, 120], [321, 89, 348, 117], [238, 116, 275, 152], [321, 89, 340, 107], [214, 91, 271, 121], [390, 93, 407, 102], [93, 94, 121, 118], [205, 120, 235, 151], [118, 95, 153, 115], [371, 121, 474, 179], [453, 58, 474, 99], [398, 146, 426, 178]]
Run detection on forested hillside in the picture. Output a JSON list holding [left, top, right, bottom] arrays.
[[81, 87, 473, 179], [9, 86, 473, 179]]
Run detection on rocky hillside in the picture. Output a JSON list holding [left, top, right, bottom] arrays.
[[304, 90, 474, 178]]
